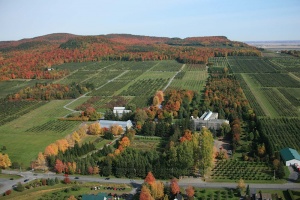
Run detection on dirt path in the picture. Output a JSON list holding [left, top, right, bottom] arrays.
[[163, 64, 185, 91], [241, 73, 274, 117]]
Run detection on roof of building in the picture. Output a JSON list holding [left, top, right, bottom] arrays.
[[99, 120, 132, 129], [280, 148, 300, 161], [82, 193, 111, 200], [113, 107, 126, 110]]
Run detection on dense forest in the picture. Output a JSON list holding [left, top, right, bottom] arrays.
[[0, 33, 260, 80]]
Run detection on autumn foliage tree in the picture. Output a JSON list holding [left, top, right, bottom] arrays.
[[185, 186, 195, 200], [170, 178, 180, 195], [142, 172, 164, 200], [140, 185, 154, 200], [0, 153, 11, 169], [44, 143, 59, 157], [88, 123, 102, 135], [145, 171, 156, 185], [119, 136, 130, 149], [110, 124, 123, 135]]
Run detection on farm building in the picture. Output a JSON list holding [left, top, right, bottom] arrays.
[[99, 120, 132, 131], [191, 110, 229, 131], [82, 193, 112, 200], [280, 147, 300, 166], [113, 107, 131, 117]]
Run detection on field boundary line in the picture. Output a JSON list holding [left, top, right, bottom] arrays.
[[288, 72, 300, 82], [80, 62, 117, 83], [241, 74, 275, 117], [163, 64, 186, 91]]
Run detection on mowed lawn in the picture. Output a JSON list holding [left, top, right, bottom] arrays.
[[0, 100, 81, 167]]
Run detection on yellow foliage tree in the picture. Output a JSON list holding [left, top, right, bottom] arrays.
[[88, 123, 102, 135], [237, 178, 246, 193], [56, 139, 69, 152], [72, 131, 81, 143], [257, 143, 266, 157], [37, 152, 46, 167], [0, 153, 11, 169], [110, 124, 123, 135], [77, 124, 88, 138], [119, 136, 130, 148], [44, 143, 59, 157]]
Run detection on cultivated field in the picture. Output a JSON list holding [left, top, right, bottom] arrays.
[[0, 100, 81, 165], [0, 60, 188, 166], [219, 56, 300, 153]]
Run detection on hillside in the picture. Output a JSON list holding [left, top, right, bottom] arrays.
[[0, 33, 260, 80]]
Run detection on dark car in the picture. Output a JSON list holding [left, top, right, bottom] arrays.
[[74, 177, 79, 179], [105, 177, 110, 180], [24, 179, 29, 182]]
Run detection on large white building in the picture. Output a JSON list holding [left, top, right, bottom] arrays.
[[99, 120, 133, 131], [280, 147, 300, 166], [191, 110, 229, 131]]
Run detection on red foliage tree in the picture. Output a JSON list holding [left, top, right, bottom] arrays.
[[185, 186, 195, 199], [55, 159, 64, 174], [144, 171, 156, 185], [170, 178, 180, 195]]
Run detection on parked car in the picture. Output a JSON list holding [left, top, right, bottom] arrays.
[[24, 179, 29, 182], [74, 177, 79, 179], [105, 177, 110, 180]]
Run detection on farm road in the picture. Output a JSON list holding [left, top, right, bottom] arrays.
[[1, 170, 300, 195], [62, 65, 127, 114], [163, 64, 186, 91]]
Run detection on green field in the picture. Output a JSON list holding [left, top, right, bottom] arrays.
[[1, 57, 299, 170], [0, 100, 81, 166], [0, 79, 52, 99], [223, 56, 300, 157]]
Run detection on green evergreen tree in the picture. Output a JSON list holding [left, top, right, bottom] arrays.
[[15, 182, 24, 192]]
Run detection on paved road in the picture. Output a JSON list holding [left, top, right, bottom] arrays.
[[1, 170, 299, 194]]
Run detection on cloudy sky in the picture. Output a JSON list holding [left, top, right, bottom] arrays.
[[0, 0, 299, 41]]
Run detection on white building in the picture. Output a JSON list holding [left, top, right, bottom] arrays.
[[113, 107, 131, 117], [280, 148, 300, 166], [99, 120, 133, 131], [191, 110, 229, 131]]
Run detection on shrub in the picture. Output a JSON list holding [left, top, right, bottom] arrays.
[[15, 182, 24, 192], [64, 188, 71, 193], [5, 190, 11, 196], [71, 185, 81, 191]]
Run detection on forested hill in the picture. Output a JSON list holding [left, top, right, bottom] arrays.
[[0, 33, 260, 80]]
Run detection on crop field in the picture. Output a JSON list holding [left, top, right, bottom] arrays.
[[0, 79, 52, 99], [0, 100, 47, 126], [169, 71, 208, 91], [1, 57, 299, 169], [149, 60, 183, 71], [259, 118, 300, 152], [53, 61, 97, 71], [226, 56, 300, 156], [261, 88, 299, 117], [208, 57, 228, 67], [228, 57, 280, 73], [234, 74, 266, 116], [0, 100, 81, 165], [108, 61, 157, 71], [270, 57, 300, 70], [211, 160, 274, 181], [249, 73, 300, 88]]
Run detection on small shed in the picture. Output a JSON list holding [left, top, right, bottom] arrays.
[[280, 147, 300, 166]]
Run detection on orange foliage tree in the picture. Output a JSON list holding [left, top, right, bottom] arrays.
[[185, 186, 195, 199], [44, 143, 59, 157], [170, 178, 180, 195]]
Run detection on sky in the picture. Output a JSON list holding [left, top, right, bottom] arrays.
[[0, 0, 300, 42]]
